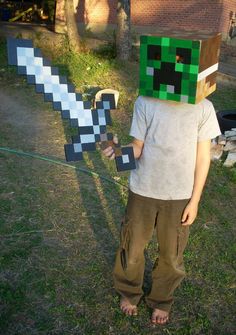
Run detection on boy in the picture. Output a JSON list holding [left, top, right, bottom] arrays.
[[103, 32, 221, 324]]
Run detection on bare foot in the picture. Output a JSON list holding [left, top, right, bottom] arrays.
[[151, 308, 169, 325], [120, 297, 138, 316]]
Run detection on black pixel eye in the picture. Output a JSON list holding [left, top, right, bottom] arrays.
[[148, 45, 161, 60], [176, 48, 192, 64]]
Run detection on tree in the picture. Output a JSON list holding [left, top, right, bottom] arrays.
[[116, 0, 131, 60], [65, 0, 81, 53]]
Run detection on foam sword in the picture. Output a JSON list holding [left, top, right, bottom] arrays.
[[7, 38, 136, 172]]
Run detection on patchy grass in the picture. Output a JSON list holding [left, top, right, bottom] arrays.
[[0, 35, 235, 335]]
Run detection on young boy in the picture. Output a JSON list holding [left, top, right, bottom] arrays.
[[103, 32, 221, 324]]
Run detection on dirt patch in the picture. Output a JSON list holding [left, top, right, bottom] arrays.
[[0, 83, 67, 158]]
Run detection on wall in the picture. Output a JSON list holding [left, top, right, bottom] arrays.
[[55, 0, 236, 40], [131, 0, 234, 33]]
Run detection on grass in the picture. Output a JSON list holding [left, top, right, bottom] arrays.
[[0, 34, 236, 334]]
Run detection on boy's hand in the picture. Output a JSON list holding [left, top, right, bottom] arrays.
[[181, 201, 198, 226], [102, 134, 119, 160]]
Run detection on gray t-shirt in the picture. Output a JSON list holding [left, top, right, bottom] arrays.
[[129, 96, 221, 200]]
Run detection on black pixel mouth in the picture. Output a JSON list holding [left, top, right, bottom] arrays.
[[153, 62, 182, 94]]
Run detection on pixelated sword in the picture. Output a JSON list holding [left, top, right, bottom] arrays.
[[7, 38, 136, 172]]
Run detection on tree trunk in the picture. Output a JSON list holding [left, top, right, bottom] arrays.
[[65, 0, 81, 53], [116, 0, 131, 60]]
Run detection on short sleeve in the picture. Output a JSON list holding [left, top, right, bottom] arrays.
[[129, 96, 147, 141], [198, 100, 221, 142]]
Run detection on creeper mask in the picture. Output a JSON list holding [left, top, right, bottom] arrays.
[[139, 32, 221, 104]]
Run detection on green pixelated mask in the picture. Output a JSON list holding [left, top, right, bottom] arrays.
[[139, 33, 221, 104]]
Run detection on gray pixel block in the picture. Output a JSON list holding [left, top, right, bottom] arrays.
[[122, 154, 130, 164]]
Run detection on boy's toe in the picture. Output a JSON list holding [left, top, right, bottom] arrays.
[[151, 309, 169, 325], [120, 297, 138, 316]]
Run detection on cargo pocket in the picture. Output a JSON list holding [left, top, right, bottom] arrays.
[[177, 226, 190, 258], [120, 216, 130, 270]]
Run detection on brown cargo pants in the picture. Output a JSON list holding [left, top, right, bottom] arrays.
[[113, 190, 190, 312]]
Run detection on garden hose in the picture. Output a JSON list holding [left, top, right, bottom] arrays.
[[0, 147, 128, 189]]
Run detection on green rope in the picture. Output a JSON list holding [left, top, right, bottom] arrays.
[[0, 147, 128, 189]]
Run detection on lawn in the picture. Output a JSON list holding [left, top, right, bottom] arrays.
[[0, 34, 235, 335]]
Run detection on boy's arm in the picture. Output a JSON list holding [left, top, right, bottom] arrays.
[[102, 137, 144, 160], [182, 139, 211, 226], [128, 138, 144, 159]]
